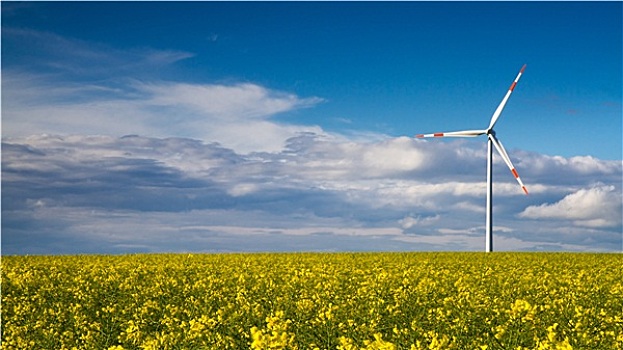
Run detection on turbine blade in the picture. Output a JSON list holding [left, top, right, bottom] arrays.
[[416, 129, 487, 138], [487, 64, 526, 131], [489, 134, 529, 195]]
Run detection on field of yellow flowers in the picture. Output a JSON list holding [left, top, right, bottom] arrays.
[[2, 252, 622, 349]]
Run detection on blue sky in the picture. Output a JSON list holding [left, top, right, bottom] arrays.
[[2, 2, 621, 254]]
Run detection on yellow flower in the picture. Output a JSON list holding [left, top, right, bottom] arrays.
[[337, 336, 357, 350], [363, 333, 396, 350]]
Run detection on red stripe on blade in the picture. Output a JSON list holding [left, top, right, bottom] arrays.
[[511, 169, 519, 178], [522, 186, 529, 195], [434, 133, 444, 137], [416, 134, 425, 138], [509, 82, 517, 91]]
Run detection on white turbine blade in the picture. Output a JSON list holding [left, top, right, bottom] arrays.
[[489, 134, 528, 195], [487, 64, 526, 131], [416, 129, 487, 138]]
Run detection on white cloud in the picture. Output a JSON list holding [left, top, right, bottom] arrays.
[[138, 82, 323, 120], [198, 120, 325, 154], [2, 71, 326, 153], [361, 137, 425, 173], [399, 215, 440, 229], [531, 154, 619, 175], [228, 183, 260, 197], [519, 185, 622, 228], [280, 135, 427, 181]]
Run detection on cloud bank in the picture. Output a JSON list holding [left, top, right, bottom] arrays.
[[2, 134, 621, 254]]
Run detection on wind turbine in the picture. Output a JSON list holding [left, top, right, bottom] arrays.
[[416, 64, 528, 252]]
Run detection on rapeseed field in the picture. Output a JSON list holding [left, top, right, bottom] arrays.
[[2, 253, 622, 349]]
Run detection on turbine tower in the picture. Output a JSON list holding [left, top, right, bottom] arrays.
[[416, 64, 528, 252]]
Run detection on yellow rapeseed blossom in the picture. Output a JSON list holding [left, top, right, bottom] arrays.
[[363, 333, 396, 350], [250, 311, 298, 350], [509, 299, 537, 322], [1, 253, 621, 349]]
